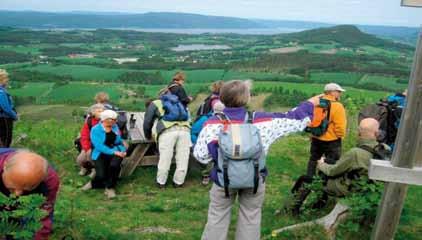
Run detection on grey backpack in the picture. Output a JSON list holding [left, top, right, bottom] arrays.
[[216, 111, 265, 197]]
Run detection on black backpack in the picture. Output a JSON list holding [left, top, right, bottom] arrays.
[[358, 143, 392, 161], [358, 100, 403, 146], [196, 95, 215, 115]]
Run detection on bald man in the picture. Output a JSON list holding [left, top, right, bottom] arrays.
[[0, 148, 60, 240], [288, 118, 390, 215]]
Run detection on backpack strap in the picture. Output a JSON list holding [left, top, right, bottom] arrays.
[[325, 100, 332, 123], [245, 111, 254, 124], [245, 111, 259, 194], [358, 145, 383, 159], [223, 157, 230, 198], [87, 116, 93, 130]]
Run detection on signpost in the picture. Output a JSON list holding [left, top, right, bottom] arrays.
[[401, 0, 422, 7], [368, 29, 422, 239]]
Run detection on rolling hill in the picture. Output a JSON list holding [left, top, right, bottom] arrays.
[[0, 10, 418, 44]]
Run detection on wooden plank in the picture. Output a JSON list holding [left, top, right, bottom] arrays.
[[402, 0, 422, 7], [126, 112, 155, 144], [371, 29, 422, 240], [119, 144, 150, 177], [369, 159, 422, 185], [139, 155, 159, 166]]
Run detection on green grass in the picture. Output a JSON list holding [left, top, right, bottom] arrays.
[[358, 74, 407, 91], [360, 46, 402, 58], [22, 64, 132, 81], [253, 81, 388, 101], [8, 82, 54, 97], [303, 43, 337, 53], [56, 57, 113, 65], [41, 82, 122, 104], [10, 116, 421, 240], [0, 45, 42, 55], [310, 72, 363, 85]]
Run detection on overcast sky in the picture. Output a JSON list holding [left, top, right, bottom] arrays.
[[1, 0, 421, 27]]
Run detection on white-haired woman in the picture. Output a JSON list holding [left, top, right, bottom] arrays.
[[0, 69, 17, 147], [194, 80, 320, 240], [76, 103, 104, 177], [81, 110, 126, 199]]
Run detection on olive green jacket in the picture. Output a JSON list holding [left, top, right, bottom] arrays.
[[318, 139, 378, 197]]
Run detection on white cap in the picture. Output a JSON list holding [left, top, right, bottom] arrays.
[[100, 110, 118, 121], [324, 83, 346, 92]]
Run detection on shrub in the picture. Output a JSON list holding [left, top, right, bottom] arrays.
[[0, 194, 47, 239]]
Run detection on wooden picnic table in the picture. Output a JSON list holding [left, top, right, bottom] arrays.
[[119, 112, 159, 177], [119, 111, 199, 177]]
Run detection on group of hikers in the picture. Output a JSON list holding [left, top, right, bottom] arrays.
[[0, 67, 407, 239]]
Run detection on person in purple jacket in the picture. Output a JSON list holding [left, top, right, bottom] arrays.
[[194, 80, 320, 240]]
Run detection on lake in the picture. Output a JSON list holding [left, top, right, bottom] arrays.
[[32, 28, 306, 35]]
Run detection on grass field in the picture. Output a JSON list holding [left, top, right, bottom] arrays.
[[253, 81, 389, 102], [8, 82, 54, 97], [7, 80, 391, 108], [22, 64, 132, 81], [358, 74, 407, 91], [40, 83, 122, 104], [10, 114, 421, 240], [56, 57, 114, 65], [0, 45, 42, 55], [310, 72, 363, 86]]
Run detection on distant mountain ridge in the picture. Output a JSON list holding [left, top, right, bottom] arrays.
[[0, 10, 418, 43], [278, 25, 412, 50]]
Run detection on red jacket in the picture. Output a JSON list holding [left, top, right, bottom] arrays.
[[0, 149, 60, 240], [80, 117, 100, 151]]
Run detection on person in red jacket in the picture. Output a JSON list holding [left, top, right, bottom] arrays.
[[0, 148, 60, 240], [76, 104, 104, 177]]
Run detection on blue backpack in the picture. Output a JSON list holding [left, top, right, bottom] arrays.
[[216, 111, 265, 197], [160, 93, 189, 121]]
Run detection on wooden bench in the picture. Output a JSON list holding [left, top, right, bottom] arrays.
[[119, 112, 159, 177]]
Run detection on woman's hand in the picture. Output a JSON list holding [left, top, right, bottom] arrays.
[[114, 151, 126, 158]]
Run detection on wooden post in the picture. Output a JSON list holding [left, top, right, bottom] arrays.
[[371, 29, 422, 240]]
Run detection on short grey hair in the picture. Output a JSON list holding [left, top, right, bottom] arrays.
[[89, 103, 105, 115], [220, 80, 252, 108]]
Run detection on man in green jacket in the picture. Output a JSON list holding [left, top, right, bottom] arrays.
[[317, 118, 387, 197], [288, 118, 388, 214]]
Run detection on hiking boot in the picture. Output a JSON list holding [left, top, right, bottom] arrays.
[[173, 182, 184, 188], [201, 176, 210, 186], [81, 181, 92, 191], [105, 188, 116, 199], [79, 167, 88, 176], [156, 182, 166, 189], [88, 169, 96, 179]]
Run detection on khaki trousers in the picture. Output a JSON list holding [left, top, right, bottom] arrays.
[[202, 180, 266, 240], [157, 126, 192, 185]]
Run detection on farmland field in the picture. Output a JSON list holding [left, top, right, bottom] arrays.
[[40, 82, 122, 104], [22, 64, 133, 81], [358, 74, 407, 90], [8, 82, 54, 97], [310, 72, 363, 85]]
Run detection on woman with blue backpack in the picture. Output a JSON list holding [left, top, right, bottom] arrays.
[[194, 80, 320, 240], [143, 72, 193, 189]]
